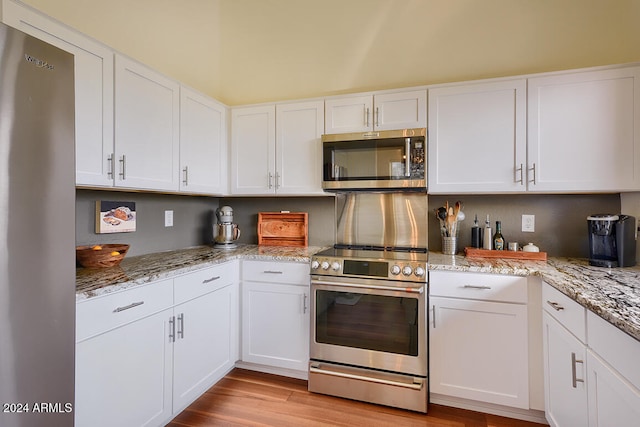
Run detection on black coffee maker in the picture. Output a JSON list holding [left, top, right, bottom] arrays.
[[587, 214, 637, 267]]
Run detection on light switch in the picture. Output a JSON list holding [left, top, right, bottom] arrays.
[[165, 210, 174, 227]]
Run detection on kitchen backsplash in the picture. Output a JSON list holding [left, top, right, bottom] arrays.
[[429, 193, 622, 258], [77, 190, 624, 259]]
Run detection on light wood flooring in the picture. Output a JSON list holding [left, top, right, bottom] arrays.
[[167, 368, 547, 427]]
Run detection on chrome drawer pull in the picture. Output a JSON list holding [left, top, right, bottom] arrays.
[[177, 313, 184, 339], [263, 270, 283, 274], [113, 301, 144, 313], [202, 276, 221, 284], [169, 316, 176, 342], [310, 365, 424, 391], [463, 285, 491, 290], [546, 300, 564, 311]]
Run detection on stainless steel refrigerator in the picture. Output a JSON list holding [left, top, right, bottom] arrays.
[[0, 22, 75, 427]]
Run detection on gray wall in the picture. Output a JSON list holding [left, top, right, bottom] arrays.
[[221, 196, 336, 247], [76, 190, 219, 256], [428, 194, 622, 257], [76, 189, 621, 258]]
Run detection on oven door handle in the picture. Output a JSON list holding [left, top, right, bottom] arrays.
[[310, 365, 424, 391], [311, 279, 424, 294]]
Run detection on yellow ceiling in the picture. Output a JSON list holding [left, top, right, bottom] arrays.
[[20, 0, 640, 106]]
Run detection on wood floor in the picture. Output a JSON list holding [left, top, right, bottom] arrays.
[[167, 368, 547, 427]]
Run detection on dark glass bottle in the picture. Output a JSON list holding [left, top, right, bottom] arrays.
[[493, 221, 505, 250]]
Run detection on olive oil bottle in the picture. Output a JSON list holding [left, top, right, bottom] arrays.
[[493, 220, 505, 250]]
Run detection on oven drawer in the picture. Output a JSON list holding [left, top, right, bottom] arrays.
[[429, 270, 527, 303], [242, 260, 309, 285]]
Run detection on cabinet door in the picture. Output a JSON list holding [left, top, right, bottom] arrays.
[[528, 66, 640, 192], [587, 350, 640, 427], [2, 0, 115, 187], [173, 283, 238, 413], [231, 105, 276, 194], [428, 80, 527, 193], [430, 296, 529, 408], [75, 309, 173, 427], [114, 54, 180, 191], [276, 100, 324, 195], [542, 312, 588, 427], [374, 90, 426, 131], [242, 281, 309, 371], [180, 86, 227, 195], [324, 95, 373, 134]]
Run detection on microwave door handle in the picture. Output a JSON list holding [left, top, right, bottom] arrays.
[[405, 138, 411, 177]]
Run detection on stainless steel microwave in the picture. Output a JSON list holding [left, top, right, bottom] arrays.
[[322, 128, 427, 191]]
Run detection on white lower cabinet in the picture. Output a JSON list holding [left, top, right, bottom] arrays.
[[542, 282, 640, 426], [172, 263, 239, 413], [240, 260, 310, 375], [429, 271, 530, 410], [76, 262, 239, 427]]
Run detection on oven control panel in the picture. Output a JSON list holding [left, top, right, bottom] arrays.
[[310, 255, 427, 282]]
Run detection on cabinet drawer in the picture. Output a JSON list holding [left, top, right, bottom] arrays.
[[174, 261, 238, 304], [76, 278, 173, 342], [542, 283, 586, 343], [242, 260, 309, 285], [429, 271, 527, 303]]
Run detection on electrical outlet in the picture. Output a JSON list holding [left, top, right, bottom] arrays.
[[522, 214, 535, 232], [165, 210, 174, 227]]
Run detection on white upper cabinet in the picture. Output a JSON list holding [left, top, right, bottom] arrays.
[[231, 101, 325, 195], [179, 86, 228, 195], [231, 105, 276, 195], [275, 100, 324, 195], [325, 90, 426, 134], [114, 54, 180, 192], [528, 66, 640, 192], [428, 79, 527, 193], [1, 0, 115, 187]]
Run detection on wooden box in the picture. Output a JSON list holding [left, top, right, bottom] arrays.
[[258, 212, 308, 247], [464, 247, 547, 261]]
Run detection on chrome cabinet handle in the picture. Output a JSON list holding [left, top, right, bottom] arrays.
[[364, 107, 370, 127], [303, 293, 308, 314], [182, 166, 188, 186], [546, 300, 564, 311], [107, 154, 114, 178], [202, 276, 221, 284], [529, 163, 537, 184], [113, 301, 144, 313], [169, 316, 176, 342], [463, 285, 492, 290], [432, 305, 436, 328], [275, 172, 280, 189], [571, 352, 585, 388], [404, 137, 411, 177], [268, 172, 273, 189], [119, 155, 126, 180], [515, 163, 524, 184], [263, 270, 283, 274], [177, 313, 184, 339], [375, 107, 380, 127]]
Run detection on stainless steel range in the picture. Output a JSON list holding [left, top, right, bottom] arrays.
[[308, 245, 428, 413]]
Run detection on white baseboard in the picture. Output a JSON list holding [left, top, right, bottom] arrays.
[[430, 393, 548, 425], [234, 361, 308, 380]]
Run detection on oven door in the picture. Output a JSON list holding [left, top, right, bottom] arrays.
[[310, 275, 427, 377]]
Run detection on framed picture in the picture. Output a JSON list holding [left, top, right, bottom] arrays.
[[95, 201, 136, 234]]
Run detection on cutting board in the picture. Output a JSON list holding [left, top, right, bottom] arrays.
[[258, 212, 308, 247], [464, 247, 547, 261]]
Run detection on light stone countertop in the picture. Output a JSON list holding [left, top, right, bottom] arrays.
[[429, 252, 640, 342], [76, 244, 325, 302], [76, 245, 640, 342]]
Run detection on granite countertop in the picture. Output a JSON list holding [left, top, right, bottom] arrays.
[[429, 253, 640, 342], [77, 245, 640, 342], [76, 244, 325, 302]]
